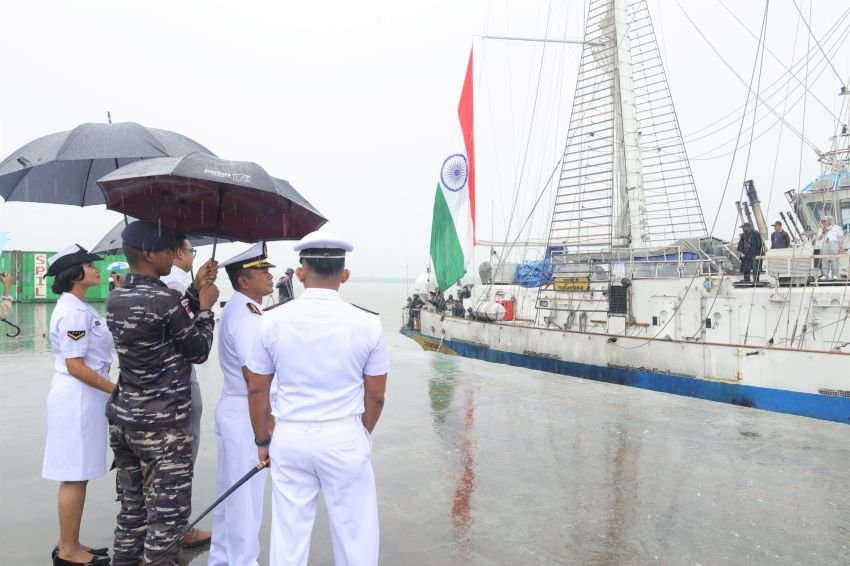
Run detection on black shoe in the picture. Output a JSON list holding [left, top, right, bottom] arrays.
[[53, 553, 110, 566], [53, 547, 109, 559], [52, 548, 110, 565]]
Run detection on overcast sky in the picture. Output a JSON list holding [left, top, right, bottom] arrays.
[[1, 0, 848, 279]]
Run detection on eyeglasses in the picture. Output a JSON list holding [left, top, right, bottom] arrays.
[[182, 247, 197, 257]]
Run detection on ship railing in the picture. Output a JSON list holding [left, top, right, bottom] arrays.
[[548, 245, 719, 281], [401, 307, 424, 331], [761, 253, 849, 280]]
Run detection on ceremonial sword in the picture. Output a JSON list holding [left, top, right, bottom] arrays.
[[161, 458, 270, 555]]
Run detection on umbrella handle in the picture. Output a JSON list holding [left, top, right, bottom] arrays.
[[211, 189, 224, 260], [2, 318, 21, 338]]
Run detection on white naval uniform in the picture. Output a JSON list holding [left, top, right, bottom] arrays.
[[248, 288, 389, 566], [209, 292, 269, 566], [819, 225, 845, 277], [42, 293, 113, 481]]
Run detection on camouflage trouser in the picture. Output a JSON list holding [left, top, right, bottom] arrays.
[[109, 423, 194, 566]]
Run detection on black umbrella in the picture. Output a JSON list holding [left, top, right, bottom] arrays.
[[91, 217, 234, 255], [0, 121, 214, 206], [97, 153, 327, 254]]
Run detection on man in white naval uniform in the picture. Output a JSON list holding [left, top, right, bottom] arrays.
[[209, 242, 275, 566], [159, 235, 215, 548], [247, 231, 389, 566]]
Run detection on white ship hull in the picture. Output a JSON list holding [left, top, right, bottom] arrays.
[[404, 262, 850, 425], [403, 308, 850, 424]]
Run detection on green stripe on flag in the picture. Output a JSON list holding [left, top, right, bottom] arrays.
[[430, 183, 466, 290]]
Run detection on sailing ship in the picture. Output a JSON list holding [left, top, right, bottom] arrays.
[[402, 0, 850, 424]]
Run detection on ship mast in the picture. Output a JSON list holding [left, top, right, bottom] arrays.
[[547, 0, 707, 255], [612, 0, 648, 247]]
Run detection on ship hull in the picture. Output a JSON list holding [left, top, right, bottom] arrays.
[[402, 314, 850, 425]]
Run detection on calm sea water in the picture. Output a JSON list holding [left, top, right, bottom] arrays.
[[1, 280, 849, 565]]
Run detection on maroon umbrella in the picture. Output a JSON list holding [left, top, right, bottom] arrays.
[[96, 153, 326, 252]]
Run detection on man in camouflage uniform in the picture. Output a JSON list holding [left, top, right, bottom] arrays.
[[106, 221, 219, 566]]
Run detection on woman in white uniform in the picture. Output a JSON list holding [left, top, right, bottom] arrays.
[[43, 245, 115, 566]]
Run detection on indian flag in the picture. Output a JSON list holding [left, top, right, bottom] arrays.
[[430, 50, 476, 291]]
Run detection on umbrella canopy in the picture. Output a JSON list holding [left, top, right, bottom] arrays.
[[0, 122, 214, 206], [106, 261, 130, 271], [97, 153, 327, 243], [91, 217, 236, 254]]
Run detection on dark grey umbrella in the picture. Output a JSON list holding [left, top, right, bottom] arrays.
[[91, 217, 234, 255], [97, 153, 327, 250], [0, 122, 214, 206]]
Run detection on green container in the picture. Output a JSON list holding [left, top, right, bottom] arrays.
[[0, 250, 127, 303]]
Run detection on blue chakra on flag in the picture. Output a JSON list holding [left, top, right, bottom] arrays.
[[440, 153, 468, 192]]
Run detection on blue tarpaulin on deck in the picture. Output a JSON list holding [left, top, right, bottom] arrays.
[[515, 259, 553, 288]]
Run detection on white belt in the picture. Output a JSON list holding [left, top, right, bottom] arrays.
[[60, 363, 110, 376], [276, 415, 361, 431], [221, 391, 248, 398]]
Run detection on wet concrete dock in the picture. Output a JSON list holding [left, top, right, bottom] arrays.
[[1, 290, 849, 564]]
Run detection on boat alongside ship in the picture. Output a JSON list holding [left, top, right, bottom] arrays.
[[403, 0, 850, 424]]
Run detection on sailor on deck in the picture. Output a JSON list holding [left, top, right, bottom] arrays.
[[247, 231, 389, 566], [209, 242, 276, 566], [817, 216, 846, 279], [737, 222, 763, 283]]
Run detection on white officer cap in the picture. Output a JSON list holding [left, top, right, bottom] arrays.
[[47, 244, 102, 277], [220, 241, 276, 274], [293, 230, 353, 258]]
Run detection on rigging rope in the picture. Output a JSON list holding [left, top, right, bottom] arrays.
[[791, 0, 848, 87], [675, 0, 822, 157], [681, 5, 850, 144], [764, 7, 803, 224], [741, 0, 770, 346]]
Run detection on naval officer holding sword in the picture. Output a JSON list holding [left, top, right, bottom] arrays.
[[246, 231, 389, 566], [209, 242, 276, 566]]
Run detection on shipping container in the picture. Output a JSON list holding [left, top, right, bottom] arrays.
[[0, 250, 127, 303]]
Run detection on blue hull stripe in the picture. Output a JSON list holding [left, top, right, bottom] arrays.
[[401, 329, 850, 425]]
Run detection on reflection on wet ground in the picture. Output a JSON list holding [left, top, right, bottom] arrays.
[[2, 294, 849, 564]]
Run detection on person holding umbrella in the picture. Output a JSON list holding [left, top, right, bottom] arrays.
[[105, 221, 218, 565], [159, 234, 214, 548], [42, 245, 114, 566]]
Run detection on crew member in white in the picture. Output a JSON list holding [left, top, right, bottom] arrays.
[[247, 231, 389, 566], [160, 234, 216, 548], [817, 215, 846, 279], [43, 244, 114, 566], [209, 242, 276, 566]]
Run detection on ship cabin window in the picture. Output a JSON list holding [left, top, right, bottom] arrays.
[[806, 200, 834, 227], [812, 178, 836, 191], [838, 175, 850, 190], [840, 199, 850, 233]]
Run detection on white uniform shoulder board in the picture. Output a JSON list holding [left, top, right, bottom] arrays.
[[351, 304, 379, 315], [263, 301, 289, 312]]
